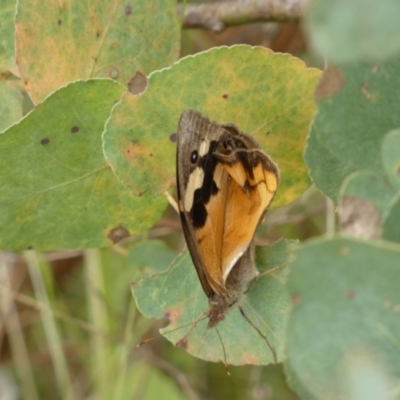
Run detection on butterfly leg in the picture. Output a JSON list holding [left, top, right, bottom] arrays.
[[257, 262, 287, 279], [239, 306, 278, 364], [163, 191, 179, 214], [244, 262, 287, 295]]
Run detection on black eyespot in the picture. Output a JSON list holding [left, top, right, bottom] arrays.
[[190, 150, 198, 164]]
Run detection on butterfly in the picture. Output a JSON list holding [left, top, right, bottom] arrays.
[[176, 110, 280, 329]]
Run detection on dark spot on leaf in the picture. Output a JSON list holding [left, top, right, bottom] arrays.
[[71, 126, 79, 133], [27, 246, 33, 250], [169, 133, 177, 142], [345, 290, 355, 299], [222, 93, 228, 99], [96, 31, 101, 38], [165, 307, 182, 322], [109, 67, 119, 80], [41, 138, 50, 145], [176, 338, 188, 349], [291, 294, 301, 304], [125, 5, 132, 15], [149, 153, 153, 157], [107, 224, 130, 244], [58, 19, 62, 26], [315, 66, 344, 100], [128, 71, 147, 95]]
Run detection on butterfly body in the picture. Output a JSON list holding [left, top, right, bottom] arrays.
[[176, 110, 279, 328]]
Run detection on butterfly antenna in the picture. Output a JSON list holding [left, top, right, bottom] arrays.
[[215, 326, 230, 376], [137, 315, 208, 347], [175, 313, 208, 347], [137, 335, 159, 347], [257, 262, 287, 279], [239, 306, 278, 364], [245, 262, 287, 295]]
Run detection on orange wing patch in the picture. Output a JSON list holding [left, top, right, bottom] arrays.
[[194, 157, 279, 291], [220, 159, 278, 282], [194, 163, 229, 296]]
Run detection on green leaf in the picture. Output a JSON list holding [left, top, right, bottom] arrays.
[[104, 46, 321, 208], [0, 0, 17, 72], [286, 237, 400, 400], [15, 0, 180, 104], [382, 193, 400, 243], [339, 172, 394, 216], [132, 239, 293, 366], [0, 79, 24, 132], [127, 239, 176, 278], [304, 127, 351, 203], [382, 129, 400, 191], [305, 0, 400, 63], [0, 79, 166, 251], [285, 361, 318, 400], [305, 55, 400, 203]]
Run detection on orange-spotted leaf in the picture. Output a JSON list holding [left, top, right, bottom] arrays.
[[104, 46, 321, 209], [15, 0, 180, 104]]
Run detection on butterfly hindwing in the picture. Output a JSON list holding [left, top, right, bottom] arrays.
[[213, 130, 280, 280]]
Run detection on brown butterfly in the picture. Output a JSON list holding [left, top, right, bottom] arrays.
[[176, 110, 280, 329]]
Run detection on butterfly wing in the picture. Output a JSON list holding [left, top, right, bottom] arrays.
[[176, 110, 228, 297], [214, 127, 280, 282], [176, 110, 280, 300]]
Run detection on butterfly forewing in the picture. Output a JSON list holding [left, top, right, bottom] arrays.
[[176, 109, 280, 312], [177, 110, 228, 297]]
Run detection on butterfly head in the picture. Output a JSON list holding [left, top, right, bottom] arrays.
[[207, 292, 229, 328]]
